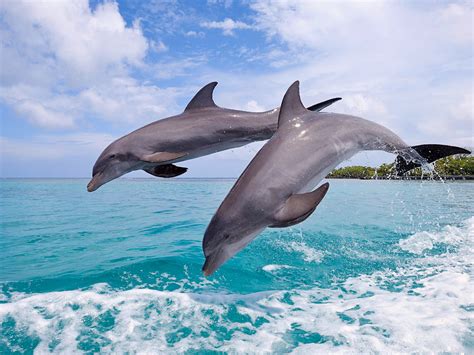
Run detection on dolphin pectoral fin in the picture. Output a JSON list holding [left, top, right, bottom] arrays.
[[141, 151, 188, 163], [270, 183, 330, 228], [184, 82, 219, 111], [395, 144, 471, 175], [307, 97, 342, 112], [143, 164, 188, 178]]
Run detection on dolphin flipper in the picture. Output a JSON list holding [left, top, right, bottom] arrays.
[[143, 164, 188, 178], [396, 144, 470, 175], [270, 183, 329, 228], [141, 151, 187, 163], [307, 97, 342, 112]]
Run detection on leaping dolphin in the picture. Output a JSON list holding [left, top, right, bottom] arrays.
[[202, 81, 470, 275], [87, 82, 341, 192]]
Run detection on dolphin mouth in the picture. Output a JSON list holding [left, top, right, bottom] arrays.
[[202, 254, 218, 276], [87, 173, 102, 192], [202, 249, 225, 277]]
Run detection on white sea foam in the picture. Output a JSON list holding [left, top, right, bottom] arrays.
[[286, 241, 324, 263], [399, 216, 473, 254], [1, 218, 472, 353], [262, 264, 293, 272]]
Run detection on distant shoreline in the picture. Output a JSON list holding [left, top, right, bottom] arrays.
[[1, 177, 474, 182], [327, 155, 473, 180], [327, 175, 474, 181], [1, 155, 473, 181]]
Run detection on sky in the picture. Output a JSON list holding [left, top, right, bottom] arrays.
[[0, 0, 472, 178]]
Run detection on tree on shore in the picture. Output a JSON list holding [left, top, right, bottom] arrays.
[[327, 154, 473, 179]]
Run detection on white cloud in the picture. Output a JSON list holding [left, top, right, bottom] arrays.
[[14, 101, 76, 130], [148, 56, 208, 80], [0, 0, 148, 87], [201, 18, 252, 36], [338, 94, 391, 128], [0, 0, 183, 130], [0, 84, 76, 129], [207, 0, 234, 8], [341, 95, 387, 117], [0, 79, 180, 129], [231, 0, 473, 146], [245, 100, 265, 112], [185, 30, 205, 38], [150, 40, 168, 53], [0, 133, 115, 160], [251, 1, 472, 59], [78, 77, 180, 124]]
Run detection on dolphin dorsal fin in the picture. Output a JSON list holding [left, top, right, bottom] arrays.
[[278, 81, 308, 128], [185, 82, 218, 111]]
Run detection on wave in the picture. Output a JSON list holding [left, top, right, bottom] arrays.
[[399, 217, 473, 255], [1, 218, 472, 353]]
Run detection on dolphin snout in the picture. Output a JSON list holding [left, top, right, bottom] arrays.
[[202, 248, 227, 276], [87, 173, 102, 192]]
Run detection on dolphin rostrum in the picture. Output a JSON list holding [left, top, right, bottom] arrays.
[[87, 82, 341, 191], [202, 81, 470, 275]]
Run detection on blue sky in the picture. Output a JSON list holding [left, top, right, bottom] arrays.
[[0, 0, 472, 178]]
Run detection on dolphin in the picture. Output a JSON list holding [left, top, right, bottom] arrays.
[[202, 81, 470, 275], [87, 82, 341, 192]]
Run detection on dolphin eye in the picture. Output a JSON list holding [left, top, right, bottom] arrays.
[[109, 154, 116, 159]]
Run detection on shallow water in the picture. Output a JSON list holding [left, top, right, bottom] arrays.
[[0, 178, 473, 353]]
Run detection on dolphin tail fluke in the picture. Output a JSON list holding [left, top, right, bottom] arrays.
[[307, 97, 342, 112], [270, 183, 329, 228], [396, 144, 470, 175]]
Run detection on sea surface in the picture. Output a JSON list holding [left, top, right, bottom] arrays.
[[0, 178, 473, 353]]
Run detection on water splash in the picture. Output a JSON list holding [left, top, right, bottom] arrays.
[[1, 218, 472, 353]]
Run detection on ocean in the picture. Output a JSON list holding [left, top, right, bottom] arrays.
[[0, 178, 472, 353]]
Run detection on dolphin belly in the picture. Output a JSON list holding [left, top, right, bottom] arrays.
[[176, 140, 252, 162]]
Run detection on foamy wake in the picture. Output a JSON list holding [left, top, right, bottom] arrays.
[[285, 241, 324, 263], [399, 217, 473, 254], [1, 218, 473, 353], [262, 264, 293, 272]]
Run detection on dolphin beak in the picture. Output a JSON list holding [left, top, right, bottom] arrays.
[[87, 173, 102, 192], [202, 256, 216, 276], [202, 248, 227, 277]]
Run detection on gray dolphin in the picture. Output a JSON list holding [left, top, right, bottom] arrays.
[[87, 82, 341, 191], [202, 81, 470, 275]]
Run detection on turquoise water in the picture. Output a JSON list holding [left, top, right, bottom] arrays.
[[0, 178, 473, 353]]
